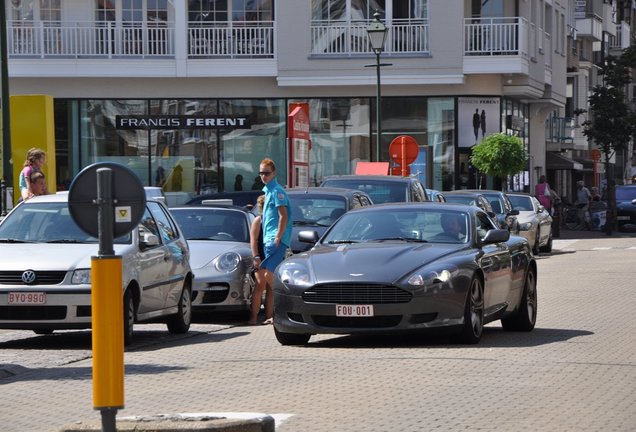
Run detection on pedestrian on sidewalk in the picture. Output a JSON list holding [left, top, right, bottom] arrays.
[[248, 195, 271, 325]]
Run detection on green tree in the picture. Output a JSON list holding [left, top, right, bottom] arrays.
[[469, 133, 527, 191], [582, 44, 636, 234]]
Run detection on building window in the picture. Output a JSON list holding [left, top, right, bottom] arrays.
[[311, 0, 429, 55]]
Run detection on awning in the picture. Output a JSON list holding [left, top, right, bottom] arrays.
[[546, 152, 583, 171]]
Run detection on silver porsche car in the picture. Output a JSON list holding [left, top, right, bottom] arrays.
[[169, 205, 256, 315], [273, 203, 537, 345]]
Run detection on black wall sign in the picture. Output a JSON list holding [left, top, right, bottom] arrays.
[[115, 115, 251, 130]]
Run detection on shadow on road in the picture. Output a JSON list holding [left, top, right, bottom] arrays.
[[305, 327, 593, 349]]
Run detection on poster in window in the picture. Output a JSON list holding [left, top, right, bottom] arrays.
[[458, 97, 500, 148]]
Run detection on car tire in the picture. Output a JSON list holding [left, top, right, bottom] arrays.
[[540, 234, 553, 253], [532, 231, 541, 255], [453, 276, 484, 344], [167, 281, 192, 334], [501, 268, 537, 332], [123, 289, 136, 346], [274, 327, 310, 346]]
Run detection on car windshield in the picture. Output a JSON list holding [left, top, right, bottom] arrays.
[[508, 195, 534, 211], [322, 179, 406, 203], [0, 202, 131, 243], [290, 196, 346, 226], [322, 208, 469, 244], [615, 187, 636, 201], [171, 208, 249, 242]]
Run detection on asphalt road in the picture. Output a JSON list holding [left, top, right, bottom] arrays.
[[1, 235, 635, 432]]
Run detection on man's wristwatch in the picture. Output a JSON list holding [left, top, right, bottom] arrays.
[[253, 256, 260, 260]]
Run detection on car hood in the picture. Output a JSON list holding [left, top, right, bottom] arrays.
[[301, 242, 463, 283], [514, 211, 538, 224], [0, 243, 130, 271], [616, 201, 636, 212], [187, 240, 247, 269]]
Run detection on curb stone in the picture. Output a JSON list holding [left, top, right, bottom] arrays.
[[59, 413, 275, 432]]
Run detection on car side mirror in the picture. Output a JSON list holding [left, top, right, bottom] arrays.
[[481, 228, 510, 244], [508, 209, 519, 216], [140, 232, 160, 248], [298, 230, 320, 244], [487, 211, 497, 219], [537, 205, 545, 213], [631, 199, 636, 205]]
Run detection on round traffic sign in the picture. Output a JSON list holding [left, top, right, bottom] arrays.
[[68, 162, 146, 238], [590, 149, 601, 161], [389, 135, 419, 165]]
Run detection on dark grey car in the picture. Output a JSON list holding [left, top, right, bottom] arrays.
[[273, 203, 537, 346], [320, 175, 429, 203]]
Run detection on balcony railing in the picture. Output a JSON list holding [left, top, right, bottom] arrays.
[[8, 20, 175, 58], [7, 20, 274, 59], [310, 19, 429, 56], [188, 21, 274, 58], [547, 116, 577, 143], [464, 17, 528, 57]]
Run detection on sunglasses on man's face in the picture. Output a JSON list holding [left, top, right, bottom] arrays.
[[259, 171, 273, 176]]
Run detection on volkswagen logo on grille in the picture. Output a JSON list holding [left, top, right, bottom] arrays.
[[21, 270, 37, 285]]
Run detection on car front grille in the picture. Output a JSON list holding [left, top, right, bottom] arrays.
[[0, 306, 67, 320], [302, 283, 412, 304], [312, 315, 402, 328], [0, 271, 67, 285]]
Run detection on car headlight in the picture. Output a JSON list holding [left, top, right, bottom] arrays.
[[278, 261, 313, 287], [518, 222, 533, 231], [407, 266, 456, 293], [215, 252, 241, 273], [71, 269, 91, 284]]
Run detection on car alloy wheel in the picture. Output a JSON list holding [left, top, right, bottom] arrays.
[[167, 281, 192, 334], [501, 268, 537, 331], [455, 276, 484, 344]]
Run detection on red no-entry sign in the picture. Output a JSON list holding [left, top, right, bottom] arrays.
[[389, 135, 419, 165]]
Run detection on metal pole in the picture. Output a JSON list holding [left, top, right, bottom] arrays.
[[376, 51, 381, 162], [0, 1, 13, 190]]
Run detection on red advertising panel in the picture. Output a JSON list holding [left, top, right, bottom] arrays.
[[288, 103, 311, 187]]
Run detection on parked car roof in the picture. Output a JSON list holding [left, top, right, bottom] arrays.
[[320, 175, 429, 203]]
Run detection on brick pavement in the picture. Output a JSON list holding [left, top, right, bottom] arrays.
[[1, 234, 635, 432]]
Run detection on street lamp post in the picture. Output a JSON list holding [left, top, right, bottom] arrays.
[[366, 12, 388, 162]]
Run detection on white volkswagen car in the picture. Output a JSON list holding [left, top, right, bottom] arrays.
[[0, 193, 193, 345]]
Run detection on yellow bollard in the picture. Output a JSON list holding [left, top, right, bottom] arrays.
[[91, 255, 124, 410]]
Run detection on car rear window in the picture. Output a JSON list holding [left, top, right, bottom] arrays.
[[322, 179, 407, 204], [615, 187, 636, 201]]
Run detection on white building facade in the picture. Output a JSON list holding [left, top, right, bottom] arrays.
[[5, 0, 572, 200]]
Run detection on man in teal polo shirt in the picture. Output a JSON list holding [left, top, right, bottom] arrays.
[[253, 158, 292, 324]]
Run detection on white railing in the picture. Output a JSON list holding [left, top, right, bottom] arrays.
[[8, 20, 174, 58], [464, 17, 528, 57], [310, 19, 429, 56], [7, 20, 275, 59], [188, 21, 274, 57]]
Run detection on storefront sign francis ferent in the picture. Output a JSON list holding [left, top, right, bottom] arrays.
[[115, 115, 251, 130], [287, 103, 311, 188]]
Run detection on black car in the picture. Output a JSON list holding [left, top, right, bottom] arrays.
[[288, 187, 374, 253], [273, 202, 537, 346], [320, 175, 429, 203], [615, 184, 636, 230], [461, 189, 520, 232]]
